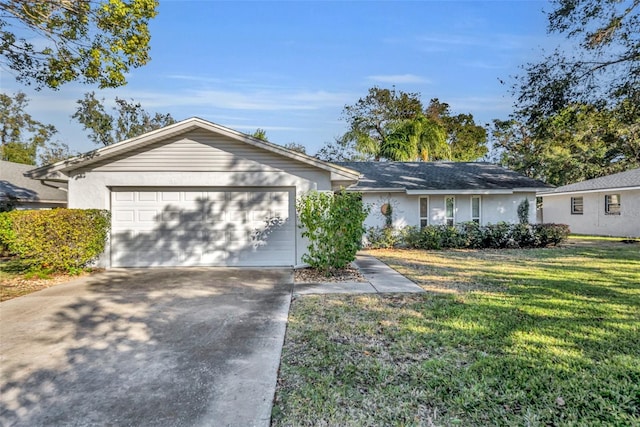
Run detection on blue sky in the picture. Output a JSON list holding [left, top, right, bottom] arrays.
[[1, 0, 558, 157]]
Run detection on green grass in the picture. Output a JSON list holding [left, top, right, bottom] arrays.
[[272, 240, 640, 426]]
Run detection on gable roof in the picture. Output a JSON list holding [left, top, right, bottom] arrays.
[[25, 117, 360, 182], [0, 160, 67, 203], [539, 167, 640, 196], [335, 162, 551, 194]]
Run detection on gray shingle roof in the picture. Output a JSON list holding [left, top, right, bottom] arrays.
[[335, 162, 551, 191], [0, 160, 67, 203], [540, 167, 640, 194]]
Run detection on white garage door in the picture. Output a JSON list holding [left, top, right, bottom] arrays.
[[110, 188, 295, 267]]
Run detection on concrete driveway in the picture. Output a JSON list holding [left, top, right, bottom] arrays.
[[0, 268, 293, 427]]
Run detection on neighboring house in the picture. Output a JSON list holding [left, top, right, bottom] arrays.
[[539, 168, 640, 237], [337, 162, 551, 230], [0, 160, 67, 210], [25, 118, 360, 268], [24, 118, 552, 268]]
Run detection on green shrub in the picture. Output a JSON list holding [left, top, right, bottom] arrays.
[[365, 221, 570, 251], [398, 226, 422, 249], [439, 225, 466, 248], [517, 198, 530, 224], [459, 221, 484, 248], [297, 190, 370, 273], [482, 222, 513, 248], [511, 223, 536, 248], [534, 223, 570, 246], [0, 209, 110, 272], [365, 226, 400, 249]]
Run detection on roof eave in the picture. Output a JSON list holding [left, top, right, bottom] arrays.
[[343, 187, 407, 193], [406, 189, 516, 195], [539, 185, 640, 196], [26, 118, 361, 182]]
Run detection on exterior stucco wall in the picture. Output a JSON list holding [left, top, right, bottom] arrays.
[[362, 192, 537, 228], [542, 189, 640, 237], [68, 169, 332, 268]]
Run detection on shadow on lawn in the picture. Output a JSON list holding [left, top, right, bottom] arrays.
[[375, 245, 640, 370]]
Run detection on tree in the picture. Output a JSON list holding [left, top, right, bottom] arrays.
[[0, 0, 158, 89], [315, 137, 370, 162], [38, 140, 73, 165], [491, 103, 639, 186], [0, 91, 57, 165], [282, 142, 307, 154], [252, 128, 268, 141], [513, 0, 639, 130], [385, 114, 449, 161], [72, 92, 175, 146], [340, 89, 487, 162], [498, 1, 639, 185], [425, 98, 488, 161], [341, 86, 423, 161]]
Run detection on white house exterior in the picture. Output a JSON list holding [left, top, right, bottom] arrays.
[[539, 168, 640, 237], [25, 118, 554, 268], [25, 118, 360, 268], [336, 162, 551, 229]]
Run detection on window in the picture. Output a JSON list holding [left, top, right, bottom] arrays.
[[471, 196, 481, 224], [605, 194, 621, 215], [445, 196, 455, 226], [419, 197, 429, 228], [571, 197, 583, 215]]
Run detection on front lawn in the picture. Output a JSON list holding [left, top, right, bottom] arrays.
[[272, 240, 640, 426]]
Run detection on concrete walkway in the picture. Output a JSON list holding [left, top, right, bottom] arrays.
[[294, 253, 424, 295]]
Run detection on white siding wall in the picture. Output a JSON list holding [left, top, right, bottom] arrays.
[[362, 192, 537, 228], [542, 189, 640, 237]]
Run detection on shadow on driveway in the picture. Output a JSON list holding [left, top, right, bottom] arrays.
[[1, 268, 293, 427]]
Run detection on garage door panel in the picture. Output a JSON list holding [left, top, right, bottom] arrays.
[[114, 191, 134, 202], [161, 192, 181, 202], [138, 192, 158, 202], [137, 210, 159, 222], [111, 189, 294, 267]]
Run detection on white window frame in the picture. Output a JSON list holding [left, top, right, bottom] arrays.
[[419, 196, 429, 228], [571, 196, 583, 215], [471, 196, 481, 224], [605, 194, 621, 215], [445, 196, 455, 226]]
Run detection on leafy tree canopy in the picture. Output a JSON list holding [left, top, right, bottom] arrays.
[[282, 142, 307, 154], [315, 137, 370, 162], [72, 92, 175, 146], [492, 101, 640, 186], [338, 87, 487, 162], [497, 0, 640, 185], [0, 91, 58, 165], [425, 98, 488, 161], [0, 0, 158, 89], [514, 0, 639, 129]]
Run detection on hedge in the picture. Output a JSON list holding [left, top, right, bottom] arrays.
[[0, 209, 110, 272], [365, 222, 570, 250]]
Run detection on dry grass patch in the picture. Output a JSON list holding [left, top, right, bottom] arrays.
[[0, 258, 94, 302]]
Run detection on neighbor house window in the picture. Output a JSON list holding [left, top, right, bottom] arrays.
[[605, 194, 621, 215], [571, 196, 583, 215], [419, 197, 429, 228], [471, 196, 481, 224], [445, 196, 455, 226]]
